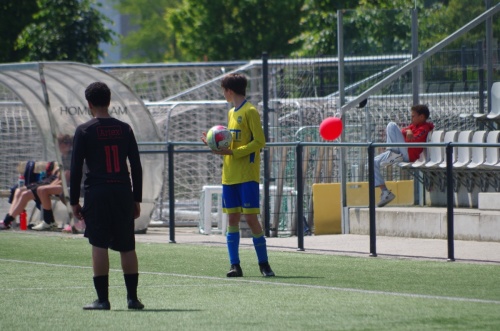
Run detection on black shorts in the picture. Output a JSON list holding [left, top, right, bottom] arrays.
[[81, 184, 135, 252]]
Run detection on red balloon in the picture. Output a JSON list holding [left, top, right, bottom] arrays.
[[319, 117, 342, 141]]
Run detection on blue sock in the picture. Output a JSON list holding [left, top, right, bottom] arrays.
[[226, 226, 240, 265], [252, 232, 268, 264]]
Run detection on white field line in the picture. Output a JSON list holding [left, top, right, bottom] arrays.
[[1, 258, 499, 305], [1, 284, 239, 291]]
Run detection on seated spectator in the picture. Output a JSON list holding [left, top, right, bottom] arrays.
[[374, 104, 434, 207], [0, 162, 62, 230]]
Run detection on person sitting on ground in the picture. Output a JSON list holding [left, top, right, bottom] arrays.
[[374, 104, 434, 207], [0, 162, 62, 230]]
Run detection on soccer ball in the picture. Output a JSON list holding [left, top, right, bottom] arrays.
[[206, 125, 233, 151]]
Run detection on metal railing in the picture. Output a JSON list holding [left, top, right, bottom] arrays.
[[139, 140, 500, 261]]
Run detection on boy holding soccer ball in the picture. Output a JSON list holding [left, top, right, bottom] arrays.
[[202, 73, 275, 277]]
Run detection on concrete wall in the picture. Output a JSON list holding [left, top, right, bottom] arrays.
[[349, 206, 500, 242]]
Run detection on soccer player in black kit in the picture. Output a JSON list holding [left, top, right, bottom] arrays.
[[70, 82, 144, 310]]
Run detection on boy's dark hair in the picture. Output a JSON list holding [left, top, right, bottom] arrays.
[[85, 82, 111, 107], [221, 73, 247, 96], [411, 104, 430, 119]]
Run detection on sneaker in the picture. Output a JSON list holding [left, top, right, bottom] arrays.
[[128, 299, 145, 310], [0, 221, 11, 230], [61, 224, 72, 233], [31, 221, 58, 231], [377, 190, 396, 207], [226, 264, 243, 277], [259, 262, 275, 277], [380, 151, 403, 167], [83, 300, 111, 310]]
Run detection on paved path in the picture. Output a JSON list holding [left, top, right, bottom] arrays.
[[137, 227, 500, 264], [9, 225, 498, 264]]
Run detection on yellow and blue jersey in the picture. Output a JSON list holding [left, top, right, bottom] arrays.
[[222, 100, 265, 185]]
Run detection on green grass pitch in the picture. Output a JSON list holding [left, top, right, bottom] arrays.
[[1, 232, 499, 330]]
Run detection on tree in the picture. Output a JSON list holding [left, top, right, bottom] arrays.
[[294, 0, 497, 57], [346, 0, 419, 55], [113, 0, 182, 63], [16, 0, 115, 64], [0, 1, 38, 63], [418, 0, 500, 50], [293, 0, 428, 57], [167, 0, 304, 61], [291, 0, 358, 57]]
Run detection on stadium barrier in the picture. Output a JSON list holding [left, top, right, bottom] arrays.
[[153, 139, 500, 259]]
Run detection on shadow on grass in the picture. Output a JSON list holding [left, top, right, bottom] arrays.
[[246, 276, 323, 279], [112, 309, 203, 312]]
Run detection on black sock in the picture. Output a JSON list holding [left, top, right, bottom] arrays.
[[42, 209, 55, 224], [93, 275, 109, 303], [124, 273, 139, 301], [3, 214, 14, 225]]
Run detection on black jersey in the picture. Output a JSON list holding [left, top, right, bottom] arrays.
[[69, 117, 142, 205]]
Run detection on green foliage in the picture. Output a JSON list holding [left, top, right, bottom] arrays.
[[419, 0, 500, 50], [113, 0, 182, 62], [167, 0, 304, 61], [4, 0, 497, 64], [346, 10, 410, 55], [15, 0, 115, 64], [291, 0, 358, 56], [0, 0, 38, 62], [293, 0, 498, 57], [294, 0, 419, 56], [114, 0, 498, 62]]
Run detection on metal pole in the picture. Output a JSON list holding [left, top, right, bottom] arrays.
[[461, 45, 467, 84], [478, 40, 485, 131], [485, 0, 493, 114], [337, 10, 345, 108], [411, 8, 419, 106], [168, 143, 176, 243], [262, 52, 271, 237], [337, 10, 348, 233], [296, 143, 304, 251], [368, 143, 377, 257], [411, 8, 421, 205], [446, 144, 455, 261]]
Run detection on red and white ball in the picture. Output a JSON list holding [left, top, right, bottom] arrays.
[[206, 125, 233, 151]]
